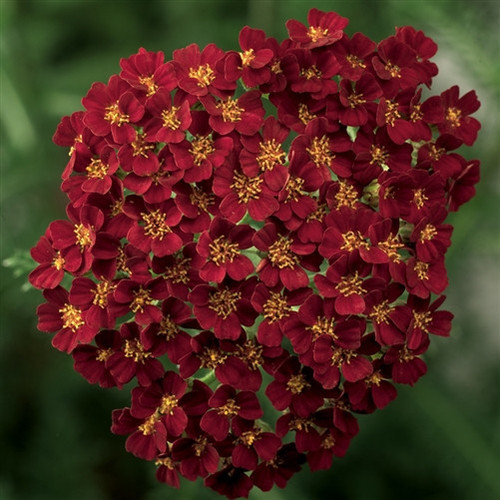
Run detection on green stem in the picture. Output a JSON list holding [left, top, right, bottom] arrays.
[[196, 370, 217, 386]]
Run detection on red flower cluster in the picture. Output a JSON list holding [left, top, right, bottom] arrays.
[[30, 8, 481, 499]]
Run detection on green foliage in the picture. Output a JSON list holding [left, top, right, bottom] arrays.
[[1, 1, 499, 499]]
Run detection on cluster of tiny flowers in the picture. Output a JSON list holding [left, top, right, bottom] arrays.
[[30, 8, 481, 499]]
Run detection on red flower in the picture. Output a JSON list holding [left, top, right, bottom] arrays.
[[72, 328, 122, 388], [118, 130, 159, 175], [265, 356, 325, 417], [189, 279, 258, 340], [49, 204, 104, 275], [395, 26, 438, 86], [239, 116, 290, 192], [143, 297, 193, 364], [290, 117, 352, 181], [213, 164, 279, 223], [205, 465, 253, 499], [402, 256, 448, 299], [144, 90, 192, 143], [36, 286, 99, 353], [448, 158, 480, 212], [82, 75, 145, 144], [344, 360, 397, 412], [335, 73, 382, 126], [253, 222, 310, 291], [119, 48, 177, 97], [384, 343, 428, 386], [155, 450, 181, 488], [196, 217, 254, 283], [251, 443, 305, 491], [169, 110, 233, 183], [437, 86, 481, 145], [113, 277, 167, 325], [171, 434, 219, 480], [402, 294, 453, 350], [251, 283, 311, 347], [173, 180, 218, 233], [172, 43, 235, 99], [123, 196, 184, 257], [285, 294, 364, 360], [330, 32, 376, 81], [281, 48, 340, 97], [410, 205, 453, 262], [372, 36, 419, 93], [271, 90, 327, 134], [315, 254, 373, 315], [201, 90, 265, 136], [31, 8, 482, 497], [224, 26, 274, 88], [319, 205, 380, 263], [364, 283, 407, 346], [130, 371, 188, 437], [29, 231, 68, 290], [53, 111, 87, 175], [286, 8, 349, 48], [69, 276, 119, 328], [106, 321, 165, 386], [111, 407, 167, 461], [200, 385, 263, 441], [231, 418, 281, 469]]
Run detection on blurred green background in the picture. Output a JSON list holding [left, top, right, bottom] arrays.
[[1, 1, 499, 499]]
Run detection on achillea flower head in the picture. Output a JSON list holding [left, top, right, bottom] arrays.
[[30, 8, 481, 498]]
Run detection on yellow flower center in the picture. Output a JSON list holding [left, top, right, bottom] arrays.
[[159, 395, 179, 415], [307, 316, 337, 340], [239, 48, 255, 67], [419, 223, 438, 242], [384, 101, 401, 126], [306, 135, 334, 167], [132, 133, 155, 158], [298, 103, 317, 125], [446, 107, 461, 128], [217, 398, 240, 417], [141, 210, 172, 240], [335, 271, 366, 297], [92, 280, 116, 308], [414, 261, 429, 281], [262, 291, 291, 323], [287, 374, 310, 394], [124, 338, 151, 363], [189, 135, 215, 166], [370, 300, 392, 324], [256, 139, 287, 171], [138, 75, 158, 96], [218, 97, 244, 123], [384, 61, 401, 78], [130, 286, 154, 313], [161, 106, 181, 130], [59, 303, 84, 332], [268, 235, 299, 269], [230, 171, 263, 203], [307, 25, 329, 43], [208, 236, 240, 265], [346, 54, 366, 69], [86, 158, 109, 179], [208, 288, 241, 319], [104, 102, 129, 126], [74, 223, 93, 250], [158, 315, 180, 340], [299, 65, 323, 80], [189, 64, 215, 87], [340, 230, 370, 252]]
